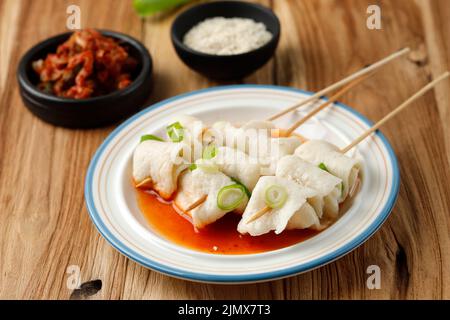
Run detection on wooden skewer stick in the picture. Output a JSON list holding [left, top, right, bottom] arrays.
[[267, 47, 411, 121], [196, 70, 368, 223], [185, 194, 208, 212], [135, 178, 152, 188], [282, 72, 373, 137], [247, 71, 449, 224], [246, 206, 271, 224], [341, 71, 450, 153]]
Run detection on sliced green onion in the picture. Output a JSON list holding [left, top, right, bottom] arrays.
[[188, 164, 197, 171], [264, 184, 288, 209], [230, 177, 251, 198], [140, 134, 164, 142], [217, 184, 246, 211], [196, 159, 219, 173], [166, 121, 184, 142], [340, 182, 344, 197], [202, 144, 217, 160], [318, 162, 329, 172]]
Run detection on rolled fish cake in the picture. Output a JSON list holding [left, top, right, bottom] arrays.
[[174, 164, 249, 228], [237, 176, 321, 236], [208, 146, 261, 191], [204, 121, 301, 175], [256, 136, 301, 175], [203, 120, 282, 152], [133, 140, 189, 200], [295, 140, 361, 201], [203, 121, 252, 149], [276, 155, 343, 218], [167, 114, 206, 142], [166, 115, 207, 161], [240, 120, 277, 131], [204, 120, 275, 145]]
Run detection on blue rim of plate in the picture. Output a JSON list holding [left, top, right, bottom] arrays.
[[85, 85, 400, 283]]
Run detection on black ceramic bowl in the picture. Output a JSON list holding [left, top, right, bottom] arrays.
[[17, 30, 152, 128], [171, 1, 280, 80]]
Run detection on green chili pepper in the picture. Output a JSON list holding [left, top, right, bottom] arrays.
[[133, 0, 191, 16]]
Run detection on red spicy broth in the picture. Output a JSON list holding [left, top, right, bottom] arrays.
[[136, 189, 320, 254]]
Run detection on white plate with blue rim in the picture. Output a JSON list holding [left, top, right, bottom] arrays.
[[85, 85, 399, 284]]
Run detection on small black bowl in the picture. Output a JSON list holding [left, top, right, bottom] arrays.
[[17, 30, 153, 128], [171, 1, 280, 80]]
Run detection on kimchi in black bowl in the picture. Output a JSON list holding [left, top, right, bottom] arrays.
[[17, 29, 152, 128]]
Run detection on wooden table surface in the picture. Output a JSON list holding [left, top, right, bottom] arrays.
[[0, 0, 449, 300]]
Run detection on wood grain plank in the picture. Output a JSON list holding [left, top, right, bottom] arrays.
[[0, 0, 22, 97], [0, 0, 141, 299], [0, 0, 448, 300], [273, 0, 450, 299], [415, 0, 450, 299]]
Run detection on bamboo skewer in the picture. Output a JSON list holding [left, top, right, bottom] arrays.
[[341, 71, 450, 153], [141, 50, 409, 211], [137, 49, 409, 217], [246, 71, 450, 224], [185, 194, 208, 212], [135, 178, 152, 188], [282, 72, 373, 137], [267, 47, 411, 121], [146, 71, 449, 222], [246, 206, 271, 224]]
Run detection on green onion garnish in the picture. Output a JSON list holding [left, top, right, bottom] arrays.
[[230, 177, 251, 198], [217, 184, 246, 211], [166, 121, 184, 142], [140, 134, 164, 142], [188, 164, 197, 171], [318, 162, 329, 172], [264, 184, 288, 209], [340, 182, 344, 197], [196, 159, 219, 173], [202, 145, 217, 160]]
